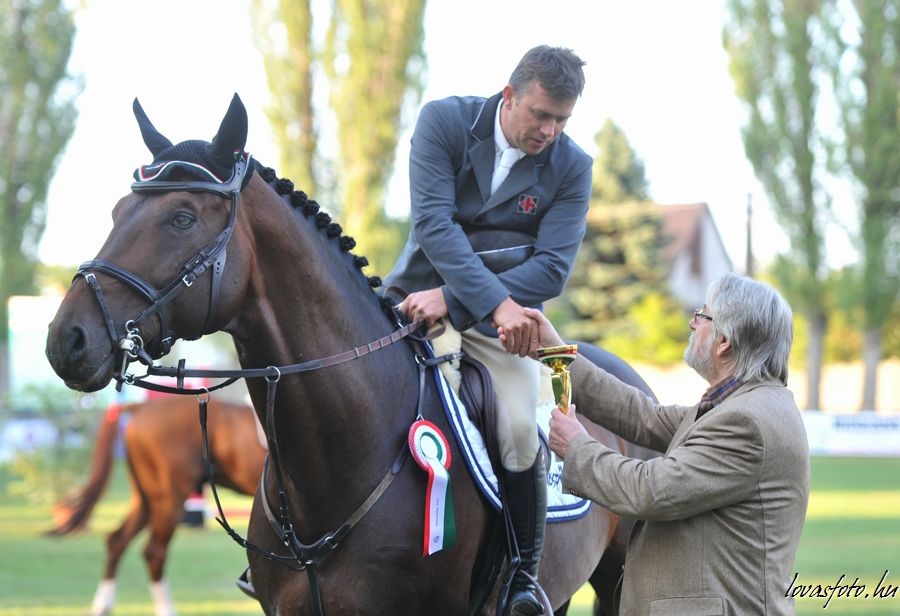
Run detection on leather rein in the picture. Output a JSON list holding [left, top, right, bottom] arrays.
[[76, 156, 449, 616]]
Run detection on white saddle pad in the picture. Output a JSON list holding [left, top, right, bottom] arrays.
[[428, 351, 591, 523]]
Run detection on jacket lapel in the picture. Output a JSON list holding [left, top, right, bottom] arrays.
[[468, 91, 552, 214], [485, 160, 538, 210], [469, 94, 498, 203], [667, 380, 773, 452]]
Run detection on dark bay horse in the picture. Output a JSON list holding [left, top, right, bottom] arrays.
[[46, 395, 266, 616], [45, 94, 655, 615]]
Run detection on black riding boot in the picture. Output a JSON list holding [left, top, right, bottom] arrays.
[[502, 450, 547, 616]]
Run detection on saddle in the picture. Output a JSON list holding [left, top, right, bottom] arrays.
[[429, 328, 549, 616], [452, 354, 516, 614], [456, 354, 502, 472], [384, 288, 544, 615]]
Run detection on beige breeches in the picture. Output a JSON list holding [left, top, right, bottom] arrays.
[[461, 328, 540, 471]]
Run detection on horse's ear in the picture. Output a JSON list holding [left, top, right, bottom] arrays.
[[132, 98, 173, 156], [210, 93, 248, 162]]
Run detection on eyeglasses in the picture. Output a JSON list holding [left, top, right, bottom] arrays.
[[692, 308, 713, 322]]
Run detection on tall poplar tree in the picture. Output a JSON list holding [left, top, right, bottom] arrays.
[[253, 0, 426, 276], [0, 0, 79, 344], [251, 0, 317, 194], [323, 0, 427, 275], [823, 0, 900, 409], [723, 0, 830, 409]]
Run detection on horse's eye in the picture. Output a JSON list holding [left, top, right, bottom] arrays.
[[171, 212, 196, 229]]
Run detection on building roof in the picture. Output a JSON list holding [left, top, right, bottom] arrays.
[[585, 200, 734, 275], [658, 203, 705, 262]]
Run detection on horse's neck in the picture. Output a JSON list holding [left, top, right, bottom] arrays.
[[230, 189, 391, 381], [228, 180, 420, 506]]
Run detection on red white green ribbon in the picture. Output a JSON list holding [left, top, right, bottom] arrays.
[[408, 419, 456, 556]]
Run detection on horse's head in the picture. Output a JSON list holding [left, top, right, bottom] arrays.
[[46, 94, 255, 392]]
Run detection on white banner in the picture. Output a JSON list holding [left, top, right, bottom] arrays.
[[802, 411, 900, 456]]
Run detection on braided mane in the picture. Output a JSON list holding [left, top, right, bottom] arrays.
[[254, 162, 398, 316]]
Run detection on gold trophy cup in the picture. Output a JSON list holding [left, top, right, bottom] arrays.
[[536, 344, 578, 414]]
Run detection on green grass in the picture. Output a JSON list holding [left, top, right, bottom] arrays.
[[1, 457, 898, 615], [566, 457, 900, 616], [791, 457, 900, 616], [0, 463, 260, 615]]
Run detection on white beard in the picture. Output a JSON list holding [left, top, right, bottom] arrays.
[[684, 330, 716, 382]]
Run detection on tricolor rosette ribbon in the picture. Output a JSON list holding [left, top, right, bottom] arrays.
[[408, 419, 456, 556]]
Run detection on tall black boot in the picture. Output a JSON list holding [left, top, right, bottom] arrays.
[[502, 450, 547, 616]]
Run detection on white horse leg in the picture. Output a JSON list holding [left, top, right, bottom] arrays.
[[90, 579, 116, 616], [149, 579, 176, 616]]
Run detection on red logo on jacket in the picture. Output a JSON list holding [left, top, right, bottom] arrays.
[[517, 193, 538, 215]]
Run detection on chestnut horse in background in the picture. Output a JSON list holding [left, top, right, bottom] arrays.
[[46, 395, 266, 616], [45, 93, 657, 615]]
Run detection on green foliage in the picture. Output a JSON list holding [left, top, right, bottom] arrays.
[[823, 266, 863, 363], [824, 0, 900, 332], [35, 262, 76, 295], [723, 0, 831, 406], [820, 0, 900, 407], [765, 263, 900, 366], [558, 121, 685, 365], [601, 292, 690, 366], [561, 202, 679, 360], [252, 0, 426, 276], [881, 301, 900, 360], [722, 0, 830, 304], [821, 265, 900, 362], [324, 0, 427, 275], [251, 0, 317, 194], [726, 0, 900, 406], [591, 118, 649, 203], [0, 0, 80, 340], [4, 383, 103, 505]]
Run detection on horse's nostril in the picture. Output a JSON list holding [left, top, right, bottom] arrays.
[[69, 325, 88, 354]]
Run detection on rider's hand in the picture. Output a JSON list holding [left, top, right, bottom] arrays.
[[498, 305, 566, 358], [521, 307, 565, 349], [492, 297, 537, 357], [396, 289, 448, 326]]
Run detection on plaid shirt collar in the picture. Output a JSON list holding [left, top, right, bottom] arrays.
[[695, 375, 744, 420]]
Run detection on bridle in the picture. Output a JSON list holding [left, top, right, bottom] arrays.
[[76, 153, 250, 383], [75, 153, 452, 616]]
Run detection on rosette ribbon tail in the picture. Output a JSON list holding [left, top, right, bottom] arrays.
[[408, 419, 456, 556]]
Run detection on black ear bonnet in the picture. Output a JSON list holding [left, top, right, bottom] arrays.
[[131, 93, 251, 189]]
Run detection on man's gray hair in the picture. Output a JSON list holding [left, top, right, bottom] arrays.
[[508, 45, 586, 101], [707, 273, 793, 385]]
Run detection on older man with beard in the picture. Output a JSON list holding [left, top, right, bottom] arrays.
[[503, 272, 810, 616]]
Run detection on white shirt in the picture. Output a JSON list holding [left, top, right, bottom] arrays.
[[493, 101, 524, 170]]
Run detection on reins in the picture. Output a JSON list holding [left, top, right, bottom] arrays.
[[120, 317, 429, 394], [77, 152, 464, 615], [192, 326, 453, 616]]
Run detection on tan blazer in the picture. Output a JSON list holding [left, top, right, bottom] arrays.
[[564, 361, 810, 616]]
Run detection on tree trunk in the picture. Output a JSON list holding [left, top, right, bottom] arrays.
[[804, 309, 826, 410], [861, 327, 881, 410], [0, 341, 8, 407]]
